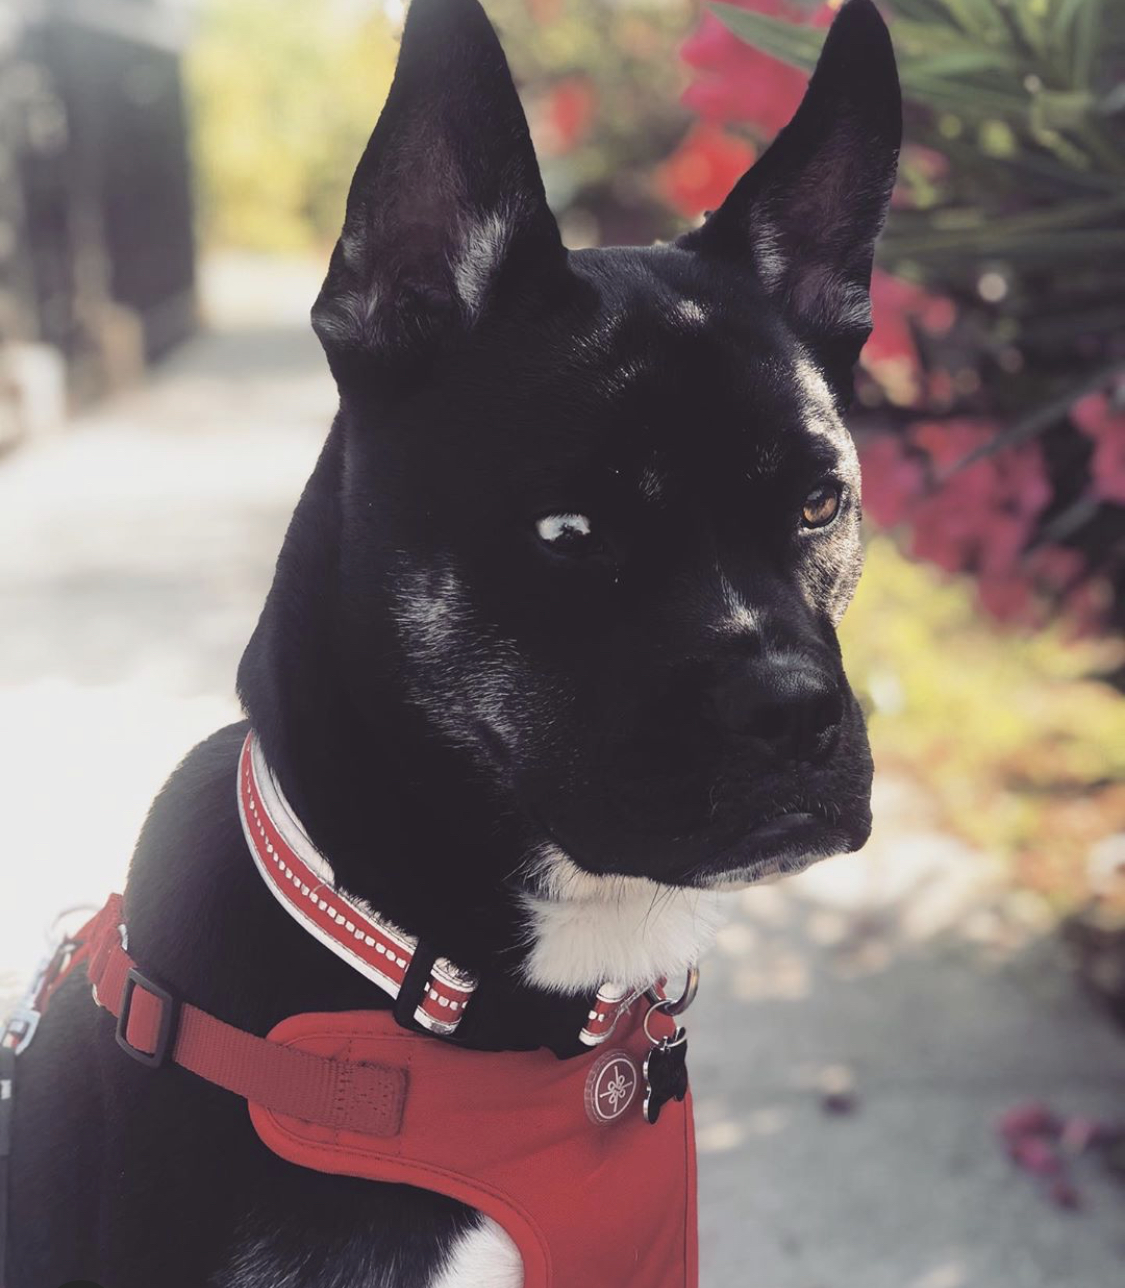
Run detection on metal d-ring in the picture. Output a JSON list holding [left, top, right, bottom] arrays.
[[646, 962, 700, 1017], [643, 999, 689, 1048]]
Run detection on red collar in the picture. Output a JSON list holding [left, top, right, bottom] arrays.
[[237, 732, 633, 1048], [238, 732, 478, 1037]]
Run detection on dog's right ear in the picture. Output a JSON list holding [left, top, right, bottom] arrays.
[[313, 0, 565, 384], [679, 0, 900, 401]]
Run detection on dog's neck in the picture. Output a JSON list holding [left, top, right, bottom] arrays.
[[234, 427, 719, 1048]]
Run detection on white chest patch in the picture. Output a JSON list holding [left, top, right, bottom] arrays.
[[429, 1216, 523, 1288], [519, 846, 723, 994]]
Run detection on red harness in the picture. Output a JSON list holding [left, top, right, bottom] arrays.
[[3, 733, 700, 1287]]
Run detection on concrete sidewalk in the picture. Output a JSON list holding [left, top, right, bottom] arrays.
[[2, 255, 1123, 1287]]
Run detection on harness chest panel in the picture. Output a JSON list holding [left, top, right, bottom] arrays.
[[250, 1008, 698, 1288], [3, 731, 703, 1288]]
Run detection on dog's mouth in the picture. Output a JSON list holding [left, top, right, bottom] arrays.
[[527, 797, 867, 894], [693, 810, 855, 890]]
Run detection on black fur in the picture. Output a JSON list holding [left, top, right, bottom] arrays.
[[8, 1, 899, 1284]]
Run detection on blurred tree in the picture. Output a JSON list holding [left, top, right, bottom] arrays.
[[187, 0, 397, 252]]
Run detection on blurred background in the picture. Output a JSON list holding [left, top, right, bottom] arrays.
[[1, 0, 1124, 1283]]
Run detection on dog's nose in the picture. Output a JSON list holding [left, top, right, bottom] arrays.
[[706, 654, 844, 762]]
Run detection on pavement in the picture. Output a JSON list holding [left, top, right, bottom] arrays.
[[2, 254, 1123, 1287]]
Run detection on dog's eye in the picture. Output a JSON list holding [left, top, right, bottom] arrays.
[[801, 482, 842, 529], [536, 512, 597, 554]]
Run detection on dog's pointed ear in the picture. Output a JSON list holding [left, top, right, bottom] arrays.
[[680, 0, 900, 399], [313, 0, 565, 382]]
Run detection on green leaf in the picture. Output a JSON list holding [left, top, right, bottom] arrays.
[[885, 0, 962, 22], [1050, 0, 1093, 43], [1071, 0, 1102, 87], [1031, 89, 1097, 130], [906, 50, 1022, 79], [925, 0, 1008, 41], [710, 7, 1029, 119], [708, 5, 824, 72]]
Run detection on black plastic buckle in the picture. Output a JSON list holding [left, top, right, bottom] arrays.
[[115, 968, 180, 1069]]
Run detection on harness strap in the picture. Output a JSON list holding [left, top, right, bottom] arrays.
[[36, 896, 408, 1139]]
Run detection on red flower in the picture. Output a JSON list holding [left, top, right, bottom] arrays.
[[540, 77, 598, 156], [861, 271, 956, 407], [680, 0, 832, 136], [655, 124, 756, 218]]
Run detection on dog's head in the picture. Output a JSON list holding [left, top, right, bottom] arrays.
[[308, 0, 899, 896]]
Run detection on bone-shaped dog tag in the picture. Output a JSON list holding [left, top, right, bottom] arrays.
[[642, 1026, 688, 1125]]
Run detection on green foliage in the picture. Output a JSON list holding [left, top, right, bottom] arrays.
[[187, 0, 397, 252], [712, 0, 1125, 300]]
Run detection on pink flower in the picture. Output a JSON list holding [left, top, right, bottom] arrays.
[[1071, 392, 1113, 436], [680, 0, 832, 135], [862, 272, 957, 407], [976, 570, 1037, 624], [1010, 1136, 1063, 1176], [899, 420, 1052, 599], [1026, 545, 1084, 591], [1072, 390, 1125, 505], [910, 418, 993, 472], [998, 1102, 1057, 1141], [859, 435, 925, 529]]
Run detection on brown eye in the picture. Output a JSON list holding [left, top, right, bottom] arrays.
[[801, 482, 842, 529]]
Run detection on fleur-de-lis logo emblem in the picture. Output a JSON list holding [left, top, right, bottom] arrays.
[[585, 1051, 639, 1124], [601, 1068, 630, 1112]]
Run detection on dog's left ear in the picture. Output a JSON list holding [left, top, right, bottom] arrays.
[[313, 0, 565, 384], [680, 0, 901, 400]]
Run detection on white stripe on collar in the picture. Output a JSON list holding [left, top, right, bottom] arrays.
[[237, 731, 477, 1036], [237, 731, 640, 1047]]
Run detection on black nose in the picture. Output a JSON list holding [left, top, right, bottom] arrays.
[[707, 655, 844, 762]]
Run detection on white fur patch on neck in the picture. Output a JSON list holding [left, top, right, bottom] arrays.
[[430, 1217, 523, 1288], [520, 846, 723, 994]]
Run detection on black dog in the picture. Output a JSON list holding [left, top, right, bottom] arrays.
[[7, 1, 898, 1283]]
